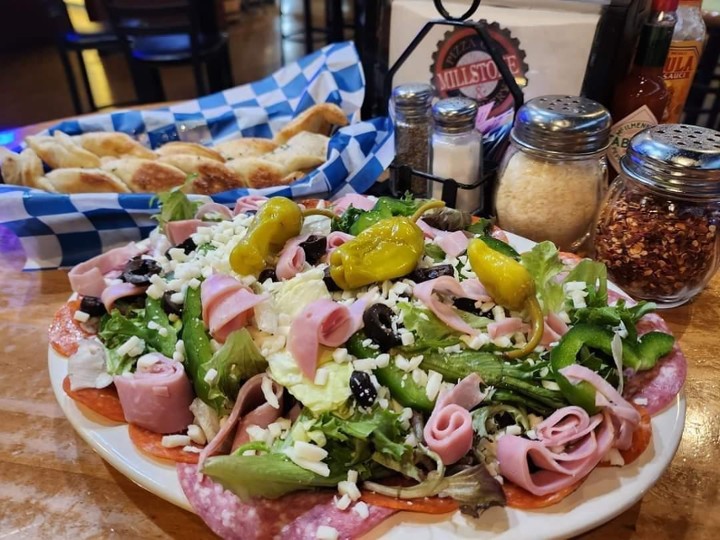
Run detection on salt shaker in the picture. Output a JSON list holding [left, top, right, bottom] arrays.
[[391, 83, 433, 197], [430, 97, 483, 212], [495, 95, 611, 251], [595, 124, 720, 307]]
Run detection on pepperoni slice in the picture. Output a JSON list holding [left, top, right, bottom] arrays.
[[360, 491, 459, 514], [502, 479, 584, 510], [49, 300, 92, 357], [62, 375, 126, 423], [128, 424, 202, 464]]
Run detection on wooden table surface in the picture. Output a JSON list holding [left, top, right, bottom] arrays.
[[0, 225, 718, 540]]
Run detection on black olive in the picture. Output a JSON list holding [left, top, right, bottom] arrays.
[[176, 237, 197, 255], [363, 303, 400, 352], [299, 235, 327, 265], [453, 297, 482, 315], [349, 370, 377, 408], [323, 267, 341, 292], [121, 256, 162, 286], [162, 291, 183, 316], [79, 296, 106, 317], [407, 264, 454, 283], [258, 268, 278, 282]]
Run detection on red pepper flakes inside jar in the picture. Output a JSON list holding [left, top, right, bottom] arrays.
[[594, 124, 720, 307]]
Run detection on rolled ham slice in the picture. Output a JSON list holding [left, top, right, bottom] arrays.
[[195, 202, 233, 221], [326, 231, 354, 253], [416, 219, 443, 239], [114, 354, 194, 434], [201, 274, 269, 343], [276, 234, 310, 280], [413, 276, 479, 336], [435, 230, 470, 259], [541, 312, 570, 348], [68, 242, 144, 297], [199, 374, 284, 466], [459, 278, 492, 304], [497, 408, 615, 497], [287, 298, 367, 379], [166, 218, 202, 246], [560, 364, 640, 450], [101, 281, 147, 312], [331, 193, 376, 214], [233, 195, 268, 215], [424, 373, 484, 465], [487, 317, 528, 339]]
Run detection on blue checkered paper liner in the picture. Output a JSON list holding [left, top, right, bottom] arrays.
[[0, 42, 395, 270]]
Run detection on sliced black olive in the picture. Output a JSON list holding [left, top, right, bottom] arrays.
[[363, 303, 400, 352], [407, 264, 454, 283], [323, 267, 341, 292], [299, 235, 327, 265], [349, 370, 377, 408], [162, 291, 183, 316], [453, 297, 482, 315], [258, 268, 278, 283], [176, 237, 197, 255], [79, 296, 106, 317], [121, 256, 162, 286]]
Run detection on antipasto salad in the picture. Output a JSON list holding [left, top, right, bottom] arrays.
[[51, 192, 687, 540]]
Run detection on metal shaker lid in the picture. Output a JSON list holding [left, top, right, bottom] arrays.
[[392, 83, 433, 112], [511, 95, 612, 158], [432, 97, 478, 133], [621, 124, 720, 199]]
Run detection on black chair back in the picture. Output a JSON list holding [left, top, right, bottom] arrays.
[[101, 0, 204, 47], [683, 16, 720, 130]]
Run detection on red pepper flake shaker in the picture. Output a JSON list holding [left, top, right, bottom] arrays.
[[595, 124, 720, 307]]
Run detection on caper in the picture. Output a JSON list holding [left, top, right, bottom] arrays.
[[349, 370, 377, 408], [363, 303, 400, 352], [299, 235, 327, 265], [79, 296, 106, 317], [121, 256, 161, 286], [407, 264, 454, 283]]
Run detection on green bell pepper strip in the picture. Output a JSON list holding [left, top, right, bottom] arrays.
[[550, 323, 675, 413]]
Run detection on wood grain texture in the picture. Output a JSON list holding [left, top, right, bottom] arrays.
[[0, 224, 718, 539]]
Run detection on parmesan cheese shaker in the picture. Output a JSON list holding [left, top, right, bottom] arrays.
[[430, 97, 483, 212], [495, 95, 611, 251]]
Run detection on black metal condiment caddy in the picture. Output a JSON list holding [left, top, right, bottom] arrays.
[[381, 0, 525, 216]]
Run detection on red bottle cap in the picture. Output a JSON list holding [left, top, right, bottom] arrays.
[[653, 0, 679, 11]]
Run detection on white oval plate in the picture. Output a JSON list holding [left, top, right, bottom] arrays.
[[48, 233, 687, 539]]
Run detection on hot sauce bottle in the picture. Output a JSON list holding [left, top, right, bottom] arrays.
[[663, 0, 707, 122], [607, 0, 678, 175]]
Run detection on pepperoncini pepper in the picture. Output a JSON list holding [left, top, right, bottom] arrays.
[[467, 238, 543, 359], [329, 200, 445, 290], [230, 197, 303, 276]]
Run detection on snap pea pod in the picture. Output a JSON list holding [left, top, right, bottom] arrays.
[[375, 364, 435, 413], [182, 286, 218, 408], [419, 351, 505, 385], [487, 390, 555, 417], [144, 297, 177, 357]]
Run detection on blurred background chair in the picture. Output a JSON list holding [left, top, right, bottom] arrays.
[[44, 0, 124, 114], [279, 0, 355, 61], [683, 12, 720, 130], [101, 0, 234, 103]]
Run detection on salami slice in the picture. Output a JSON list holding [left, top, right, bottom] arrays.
[[128, 424, 202, 464], [177, 463, 332, 540], [623, 313, 687, 415], [49, 300, 91, 356], [279, 500, 396, 539]]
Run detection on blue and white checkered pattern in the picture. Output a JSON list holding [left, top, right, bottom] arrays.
[[0, 42, 395, 270]]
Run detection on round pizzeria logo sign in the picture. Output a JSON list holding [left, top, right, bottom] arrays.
[[431, 23, 528, 117]]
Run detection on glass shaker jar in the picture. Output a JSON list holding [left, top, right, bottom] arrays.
[[391, 83, 433, 197], [495, 95, 611, 251], [595, 124, 720, 307], [430, 97, 483, 212]]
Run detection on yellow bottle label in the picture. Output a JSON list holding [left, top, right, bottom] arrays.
[[663, 40, 703, 123], [607, 105, 658, 173]]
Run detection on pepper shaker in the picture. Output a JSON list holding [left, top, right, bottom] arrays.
[[595, 124, 720, 307], [430, 97, 483, 212], [391, 83, 433, 197]]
